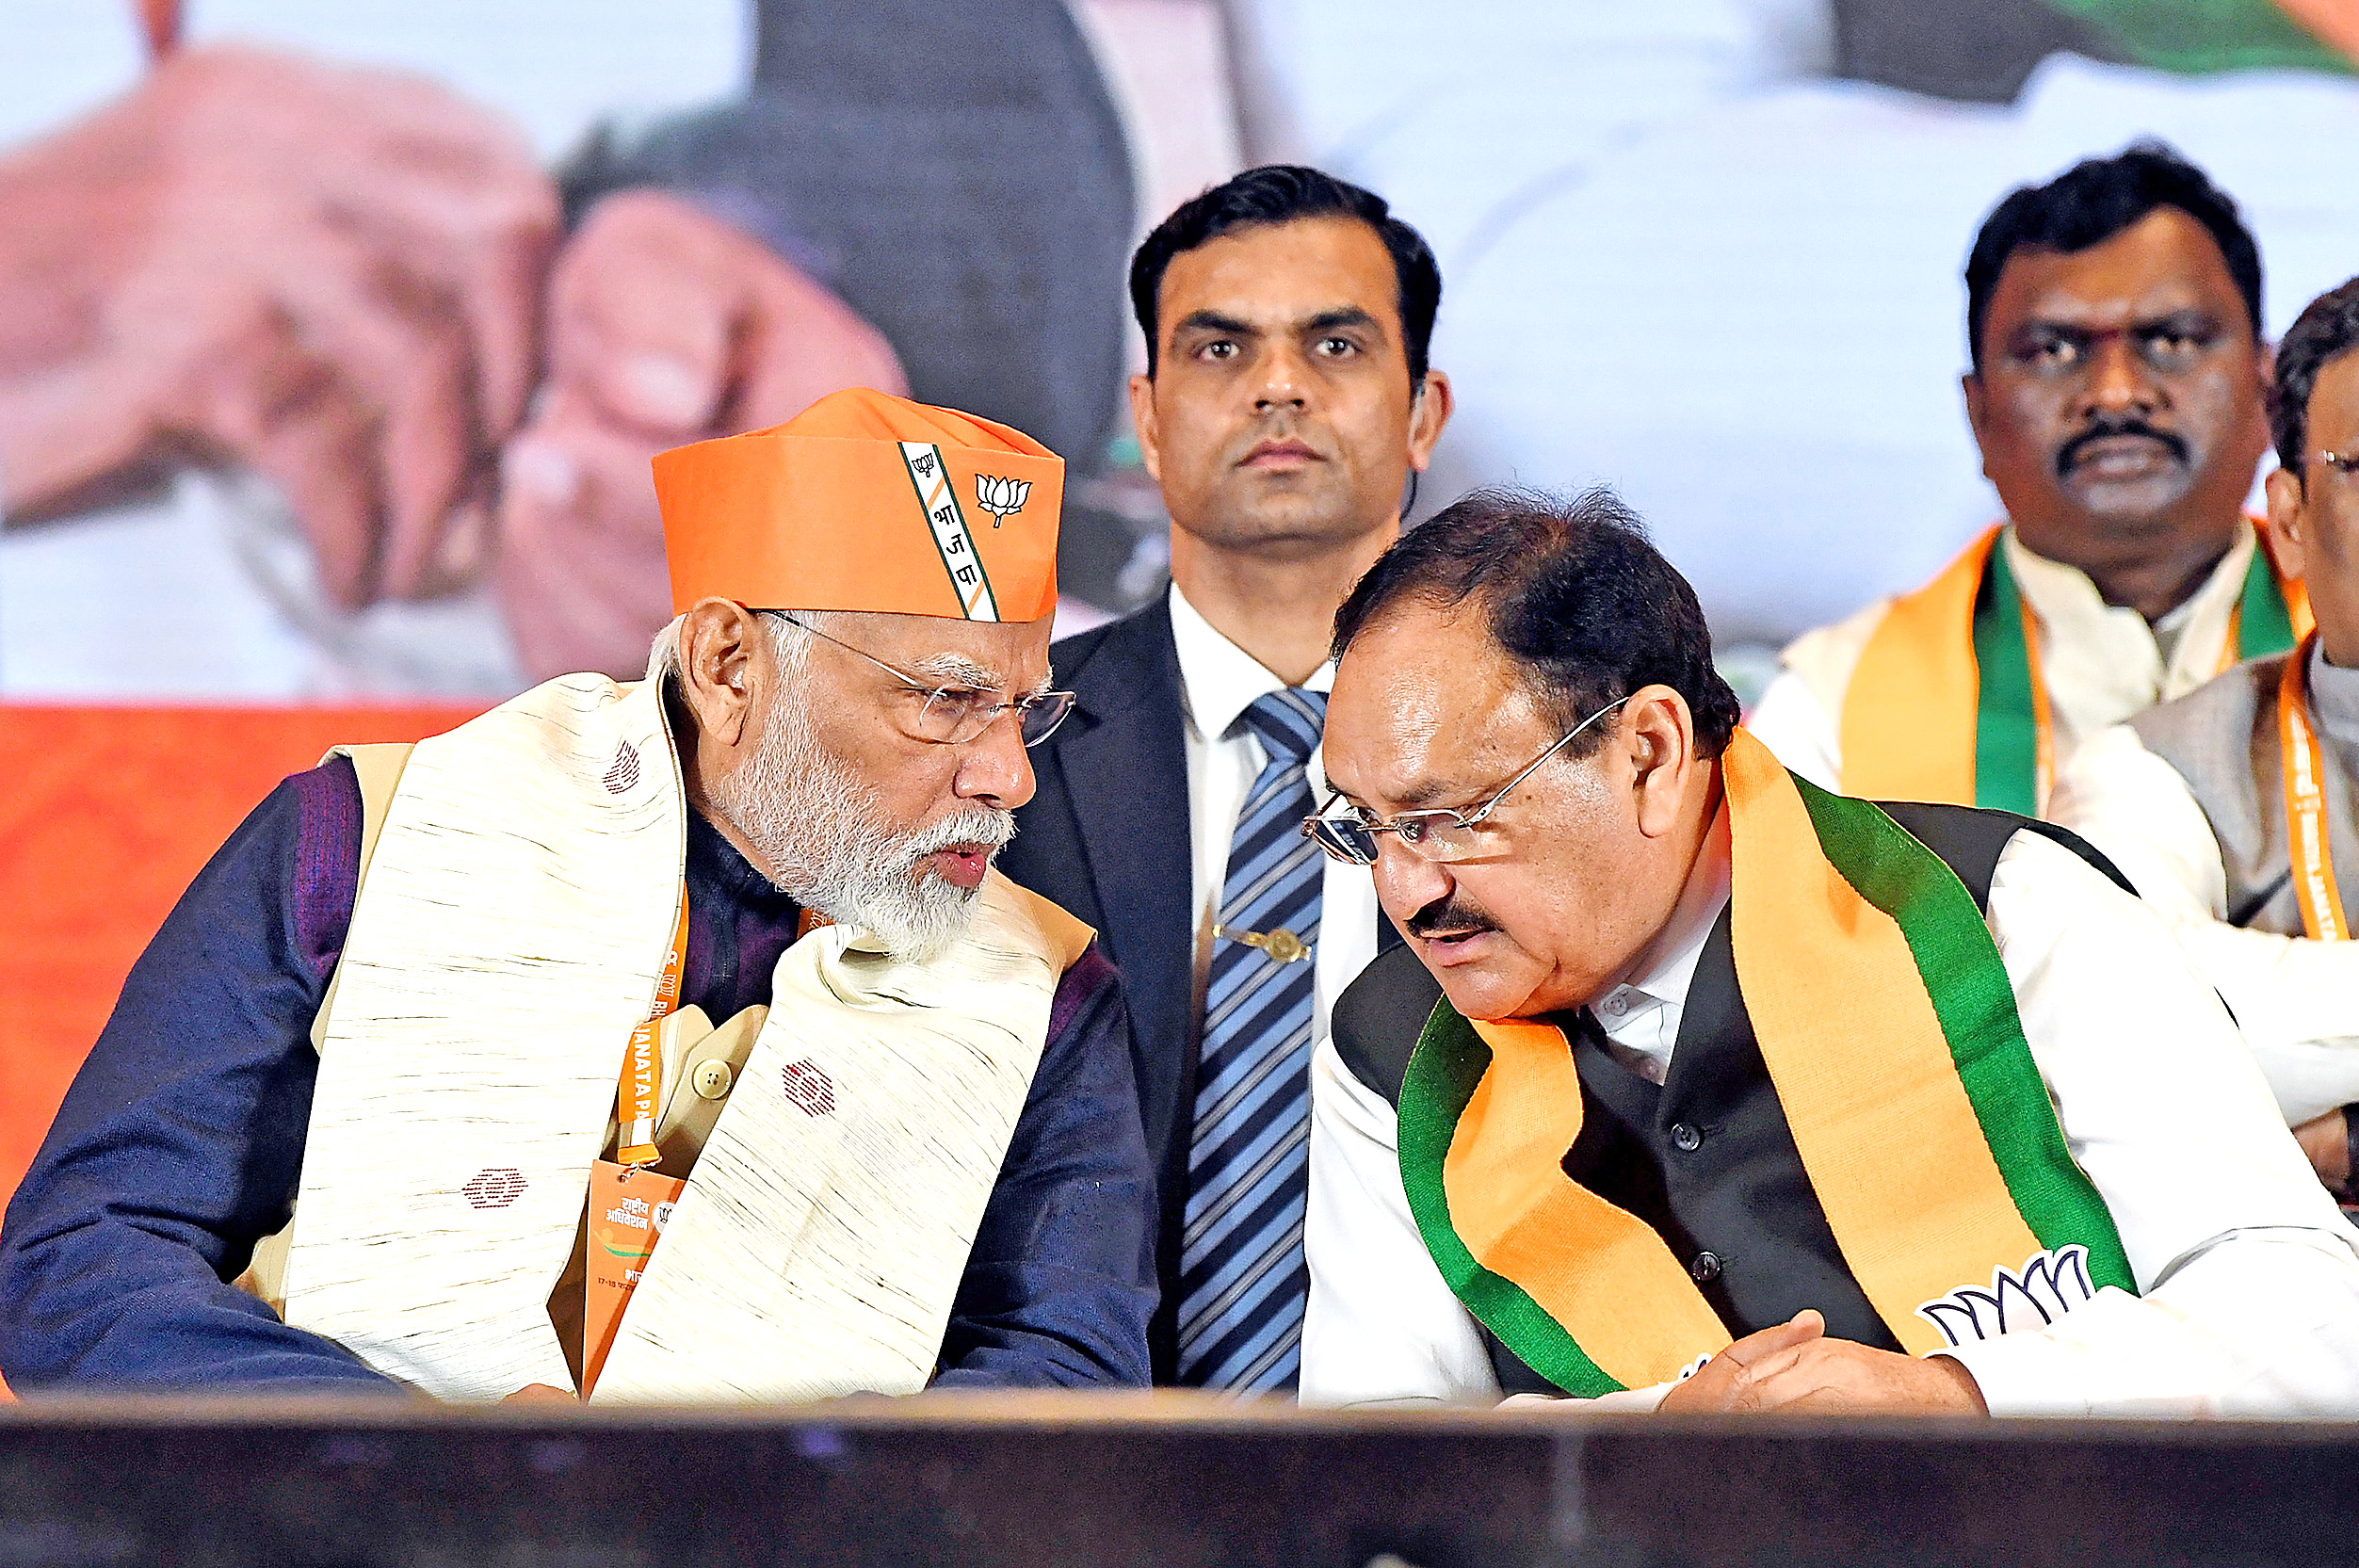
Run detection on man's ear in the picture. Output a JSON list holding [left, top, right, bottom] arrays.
[[1962, 370, 1993, 477], [2266, 465, 2311, 580], [2244, 338, 2278, 460], [1407, 369, 1454, 471], [1624, 684, 1697, 840], [1127, 370, 1164, 483], [675, 598, 764, 750]]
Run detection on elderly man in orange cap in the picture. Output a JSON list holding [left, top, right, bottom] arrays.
[[0, 389, 1157, 1401]]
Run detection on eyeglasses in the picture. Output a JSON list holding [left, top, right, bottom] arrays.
[[2319, 451, 2359, 477], [774, 613, 1076, 747], [1301, 695, 1630, 865]]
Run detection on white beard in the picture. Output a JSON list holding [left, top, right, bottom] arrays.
[[704, 700, 1015, 963]]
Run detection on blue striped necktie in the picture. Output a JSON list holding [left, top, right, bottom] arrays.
[[1176, 686, 1327, 1393]]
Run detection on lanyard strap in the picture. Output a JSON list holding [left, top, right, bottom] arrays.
[[616, 891, 691, 1167], [2279, 636, 2351, 942]]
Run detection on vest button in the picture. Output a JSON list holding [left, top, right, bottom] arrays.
[[691, 1059, 735, 1100], [1690, 1250, 1722, 1284], [1671, 1122, 1702, 1152]]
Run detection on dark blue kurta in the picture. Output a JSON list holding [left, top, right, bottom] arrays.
[[1, 759, 1156, 1393]]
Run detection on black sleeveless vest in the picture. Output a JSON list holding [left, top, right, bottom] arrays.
[[1328, 801, 2129, 1395]]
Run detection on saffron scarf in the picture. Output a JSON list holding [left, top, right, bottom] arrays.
[[1840, 524, 2307, 813], [1395, 731, 2133, 1395]]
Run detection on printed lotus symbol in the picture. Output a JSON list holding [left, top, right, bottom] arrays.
[[781, 1059, 836, 1118], [1915, 1244, 2097, 1346], [462, 1167, 527, 1210], [975, 474, 1031, 527]]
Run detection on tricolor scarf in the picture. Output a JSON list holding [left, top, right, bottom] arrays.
[[1840, 523, 2309, 813], [1396, 730, 2134, 1396]]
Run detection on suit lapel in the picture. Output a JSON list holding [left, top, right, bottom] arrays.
[[1048, 600, 1195, 1142]]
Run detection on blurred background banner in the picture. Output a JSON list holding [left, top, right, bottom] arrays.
[[3, 0, 2358, 1203]]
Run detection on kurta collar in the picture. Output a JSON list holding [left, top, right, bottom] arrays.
[[1608, 794, 1732, 1013], [2002, 517, 2255, 739], [1583, 795, 1733, 1083]]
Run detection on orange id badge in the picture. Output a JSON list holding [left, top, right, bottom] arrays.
[[581, 1158, 687, 1397]]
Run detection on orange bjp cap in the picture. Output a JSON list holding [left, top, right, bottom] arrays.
[[653, 386, 1063, 622]]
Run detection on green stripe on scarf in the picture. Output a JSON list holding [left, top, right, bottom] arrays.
[[1396, 1003, 1622, 1397], [1788, 773, 2136, 1291], [2238, 544, 2300, 658], [1971, 543, 2041, 816], [1976, 538, 2300, 813]]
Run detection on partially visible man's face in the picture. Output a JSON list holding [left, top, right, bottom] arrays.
[[1131, 215, 1445, 560], [1320, 603, 1686, 1023], [1966, 206, 2269, 570], [2266, 351, 2359, 667], [706, 610, 1051, 958]]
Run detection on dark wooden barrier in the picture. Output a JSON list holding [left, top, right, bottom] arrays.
[[0, 1391, 2350, 1566]]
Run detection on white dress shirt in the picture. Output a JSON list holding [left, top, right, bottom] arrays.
[[2053, 723, 2359, 1126], [1750, 523, 2259, 800], [1168, 583, 1382, 1056], [1301, 792, 2359, 1416]]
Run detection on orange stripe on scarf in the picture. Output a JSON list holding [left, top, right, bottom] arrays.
[[1444, 1018, 1730, 1388], [1838, 528, 1996, 805], [1723, 732, 2043, 1354]]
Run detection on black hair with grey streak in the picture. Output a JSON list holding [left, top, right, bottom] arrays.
[[1331, 485, 1740, 758]]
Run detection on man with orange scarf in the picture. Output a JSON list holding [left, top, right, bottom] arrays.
[[1300, 486, 2359, 1415], [1749, 145, 2306, 817], [2056, 278, 2359, 1201]]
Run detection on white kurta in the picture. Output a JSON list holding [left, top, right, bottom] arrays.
[[2052, 723, 2359, 1126], [1301, 813, 2359, 1417], [1749, 523, 2259, 802]]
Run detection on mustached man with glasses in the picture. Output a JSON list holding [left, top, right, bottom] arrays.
[[996, 167, 1453, 1392], [0, 389, 1157, 1401], [1301, 485, 2359, 1417], [1748, 146, 2309, 819], [2055, 278, 2359, 1205]]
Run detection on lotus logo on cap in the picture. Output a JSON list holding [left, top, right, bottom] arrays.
[[975, 474, 1031, 528]]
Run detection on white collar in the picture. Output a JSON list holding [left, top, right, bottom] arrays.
[[1167, 581, 1335, 744], [1605, 794, 1732, 1013], [2001, 518, 2254, 703]]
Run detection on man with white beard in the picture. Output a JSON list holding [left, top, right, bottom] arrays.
[[0, 388, 1157, 1401]]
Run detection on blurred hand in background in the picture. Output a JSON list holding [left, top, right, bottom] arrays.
[[495, 188, 907, 680], [0, 44, 558, 607]]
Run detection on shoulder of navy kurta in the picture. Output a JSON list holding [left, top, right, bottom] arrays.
[[1, 757, 1155, 1393]]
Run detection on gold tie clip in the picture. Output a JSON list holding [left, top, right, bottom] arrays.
[[1217, 925, 1310, 964]]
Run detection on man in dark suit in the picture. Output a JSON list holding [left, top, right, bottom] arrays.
[[998, 166, 1453, 1390]]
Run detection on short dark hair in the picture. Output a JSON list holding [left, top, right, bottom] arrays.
[[2271, 276, 2359, 478], [1963, 142, 2263, 373], [1332, 486, 1741, 759], [1128, 164, 1442, 384]]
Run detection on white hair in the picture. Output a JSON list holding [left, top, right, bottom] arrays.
[[661, 607, 1010, 961], [645, 608, 820, 691]]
